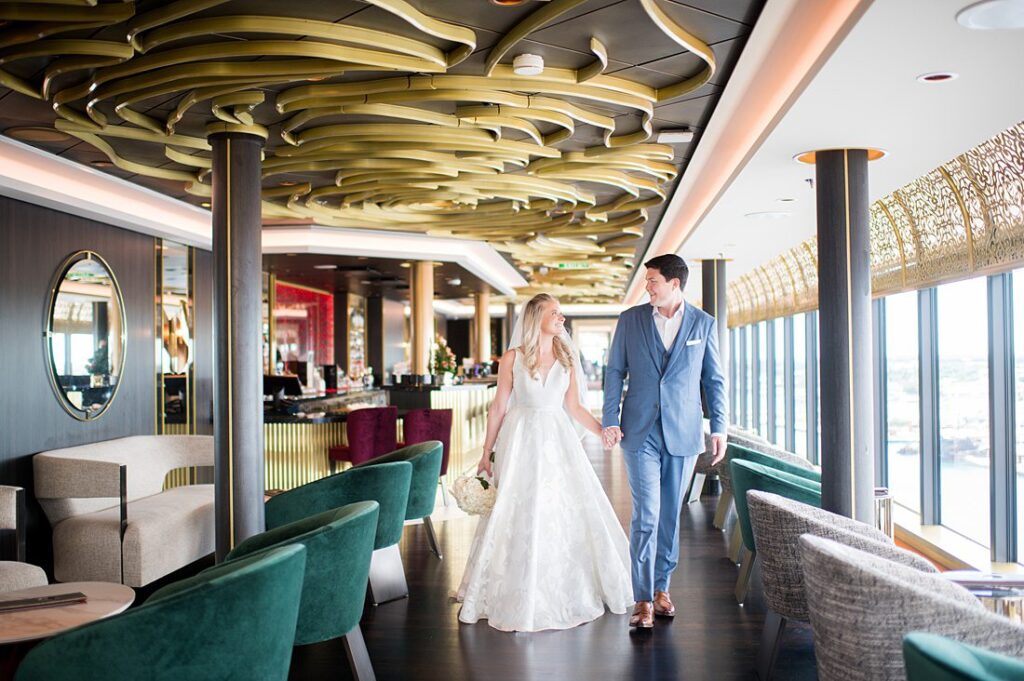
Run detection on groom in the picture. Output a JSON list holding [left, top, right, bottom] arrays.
[[602, 254, 728, 629]]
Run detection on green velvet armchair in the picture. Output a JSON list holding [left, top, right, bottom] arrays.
[[724, 444, 822, 563], [904, 632, 1024, 681], [227, 502, 379, 681], [729, 458, 822, 604], [14, 545, 307, 681], [265, 460, 412, 605], [356, 441, 444, 559]]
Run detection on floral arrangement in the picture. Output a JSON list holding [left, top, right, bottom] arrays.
[[450, 473, 496, 515], [431, 334, 457, 375]]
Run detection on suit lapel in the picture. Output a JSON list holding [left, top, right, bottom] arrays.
[[638, 308, 662, 368], [664, 305, 700, 376]]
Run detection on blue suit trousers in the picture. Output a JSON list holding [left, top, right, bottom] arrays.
[[622, 418, 697, 602]]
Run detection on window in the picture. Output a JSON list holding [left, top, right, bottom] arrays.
[[1014, 272, 1024, 554], [773, 319, 785, 445], [70, 333, 95, 375], [733, 325, 741, 426], [743, 325, 753, 429], [793, 313, 807, 458], [758, 322, 768, 436], [937, 277, 990, 545], [885, 291, 921, 512]]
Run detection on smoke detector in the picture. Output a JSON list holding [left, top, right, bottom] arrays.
[[513, 54, 544, 76]]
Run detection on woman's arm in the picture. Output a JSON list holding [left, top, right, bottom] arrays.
[[565, 364, 604, 440], [478, 348, 517, 475]]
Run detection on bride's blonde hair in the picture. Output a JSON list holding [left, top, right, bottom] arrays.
[[518, 293, 574, 380]]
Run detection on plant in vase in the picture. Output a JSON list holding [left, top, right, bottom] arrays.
[[430, 334, 457, 384]]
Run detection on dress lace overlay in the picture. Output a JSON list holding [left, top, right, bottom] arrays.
[[456, 350, 633, 632]]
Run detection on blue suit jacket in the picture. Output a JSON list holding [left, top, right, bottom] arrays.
[[602, 303, 728, 456]]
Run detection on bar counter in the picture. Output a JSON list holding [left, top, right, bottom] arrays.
[[262, 382, 496, 491]]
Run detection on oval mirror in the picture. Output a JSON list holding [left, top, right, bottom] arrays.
[[45, 251, 127, 420]]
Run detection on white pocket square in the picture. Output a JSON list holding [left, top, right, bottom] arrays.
[[685, 338, 702, 346]]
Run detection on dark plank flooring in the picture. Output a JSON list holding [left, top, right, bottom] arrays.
[[291, 438, 818, 681]]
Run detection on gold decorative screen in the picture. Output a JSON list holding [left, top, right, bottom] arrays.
[[728, 121, 1024, 327]]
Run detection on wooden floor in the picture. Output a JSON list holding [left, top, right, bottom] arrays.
[[290, 436, 819, 681]]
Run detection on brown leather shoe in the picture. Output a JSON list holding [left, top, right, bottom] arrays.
[[629, 601, 654, 628], [653, 591, 676, 617]]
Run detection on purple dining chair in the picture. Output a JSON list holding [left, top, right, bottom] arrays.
[[328, 406, 398, 471]]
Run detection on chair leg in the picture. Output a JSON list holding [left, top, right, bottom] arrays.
[[368, 544, 409, 605], [341, 625, 377, 681], [756, 610, 787, 681], [439, 476, 450, 507], [728, 522, 743, 563], [735, 547, 757, 604], [685, 471, 707, 505], [424, 516, 443, 560], [713, 490, 734, 529]]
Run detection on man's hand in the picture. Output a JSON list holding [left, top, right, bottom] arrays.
[[710, 433, 727, 465], [602, 426, 623, 450]]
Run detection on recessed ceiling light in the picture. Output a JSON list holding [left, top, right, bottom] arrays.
[[491, 0, 529, 5], [917, 71, 958, 83], [313, 264, 338, 270], [447, 277, 462, 286], [512, 54, 544, 76], [957, 0, 1024, 29], [5, 126, 71, 143], [744, 211, 792, 221], [794, 148, 887, 164], [400, 262, 412, 269], [200, 202, 210, 208]]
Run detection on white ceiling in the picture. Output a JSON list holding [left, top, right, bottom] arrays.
[[680, 0, 1024, 299]]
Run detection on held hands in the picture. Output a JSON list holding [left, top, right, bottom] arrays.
[[709, 433, 727, 465], [601, 426, 623, 450]]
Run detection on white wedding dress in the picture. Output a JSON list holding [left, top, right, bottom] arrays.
[[456, 349, 633, 632]]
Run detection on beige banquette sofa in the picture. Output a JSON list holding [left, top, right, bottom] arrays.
[[0, 485, 48, 593], [34, 435, 215, 587]]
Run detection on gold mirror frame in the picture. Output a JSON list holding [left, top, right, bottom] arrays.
[[44, 250, 128, 421]]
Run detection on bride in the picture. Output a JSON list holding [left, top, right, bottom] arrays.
[[456, 293, 633, 632]]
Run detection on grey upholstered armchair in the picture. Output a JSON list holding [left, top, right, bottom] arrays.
[[747, 491, 937, 680], [799, 534, 1024, 681]]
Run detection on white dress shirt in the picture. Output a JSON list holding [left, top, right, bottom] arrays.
[[652, 300, 685, 350]]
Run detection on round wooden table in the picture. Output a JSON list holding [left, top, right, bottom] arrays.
[[0, 582, 135, 645]]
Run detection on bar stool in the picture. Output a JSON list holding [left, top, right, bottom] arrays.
[[328, 406, 398, 472], [398, 408, 453, 504]]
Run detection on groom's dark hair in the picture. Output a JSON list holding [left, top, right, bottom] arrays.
[[644, 254, 689, 289]]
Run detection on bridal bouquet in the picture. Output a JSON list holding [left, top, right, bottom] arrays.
[[450, 473, 496, 515]]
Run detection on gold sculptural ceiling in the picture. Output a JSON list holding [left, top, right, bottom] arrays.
[[0, 0, 762, 302]]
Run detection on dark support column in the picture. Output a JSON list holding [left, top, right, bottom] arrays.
[[504, 302, 517, 350], [701, 259, 728, 369], [210, 130, 266, 560], [701, 259, 728, 423], [366, 295, 384, 385], [815, 148, 874, 523], [334, 292, 348, 370]]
